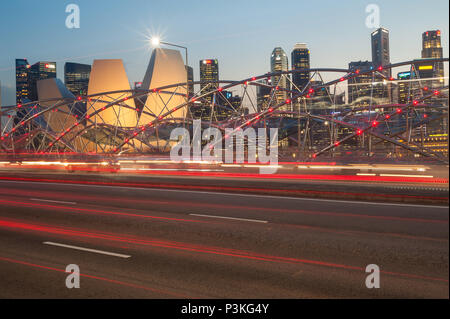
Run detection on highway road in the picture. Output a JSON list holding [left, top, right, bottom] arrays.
[[0, 179, 448, 298]]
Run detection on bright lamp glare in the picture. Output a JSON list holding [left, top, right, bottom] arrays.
[[151, 37, 160, 46]]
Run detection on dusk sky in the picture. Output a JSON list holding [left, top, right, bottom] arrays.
[[0, 0, 448, 106]]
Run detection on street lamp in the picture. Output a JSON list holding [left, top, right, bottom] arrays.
[[151, 37, 161, 47], [150, 37, 190, 102]]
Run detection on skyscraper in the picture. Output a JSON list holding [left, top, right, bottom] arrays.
[[397, 71, 414, 104], [199, 59, 219, 91], [421, 30, 444, 84], [291, 43, 310, 92], [371, 27, 391, 77], [196, 59, 219, 120], [270, 47, 289, 109], [186, 65, 194, 97], [412, 58, 442, 92], [64, 62, 91, 96], [256, 78, 272, 112], [15, 58, 30, 104], [27, 61, 57, 101], [348, 60, 373, 106], [215, 90, 242, 121]]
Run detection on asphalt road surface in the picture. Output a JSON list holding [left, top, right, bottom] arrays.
[[0, 179, 448, 298]]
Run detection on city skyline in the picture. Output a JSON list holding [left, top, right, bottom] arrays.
[[0, 0, 449, 106], [0, 1, 448, 303]]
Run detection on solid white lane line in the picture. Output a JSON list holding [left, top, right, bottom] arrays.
[[120, 168, 224, 172], [2, 180, 447, 209], [189, 213, 268, 223], [30, 198, 76, 205], [43, 241, 131, 258], [380, 174, 434, 178]]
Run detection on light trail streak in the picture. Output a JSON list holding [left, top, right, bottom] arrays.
[[0, 218, 447, 283]]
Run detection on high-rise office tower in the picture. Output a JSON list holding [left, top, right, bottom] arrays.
[[64, 62, 91, 96], [256, 78, 272, 112], [412, 58, 444, 93], [371, 27, 391, 78], [27, 61, 57, 101], [421, 30, 444, 84], [215, 90, 242, 121], [186, 65, 194, 97], [291, 43, 310, 92], [199, 59, 219, 91], [270, 47, 289, 109], [15, 58, 30, 104], [196, 59, 219, 120], [348, 61, 373, 107], [397, 71, 414, 104]]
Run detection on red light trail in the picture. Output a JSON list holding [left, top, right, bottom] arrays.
[[0, 218, 447, 283]]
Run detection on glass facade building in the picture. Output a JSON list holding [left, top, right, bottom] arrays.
[[15, 59, 30, 104], [291, 43, 310, 92], [270, 47, 289, 110], [28, 61, 57, 102], [256, 78, 272, 112], [64, 62, 91, 96], [397, 71, 413, 104], [371, 27, 391, 78], [186, 65, 194, 97], [199, 59, 219, 91], [348, 60, 373, 107], [194, 59, 219, 120], [421, 30, 444, 85]]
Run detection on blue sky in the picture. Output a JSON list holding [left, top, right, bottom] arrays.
[[0, 0, 448, 105]]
